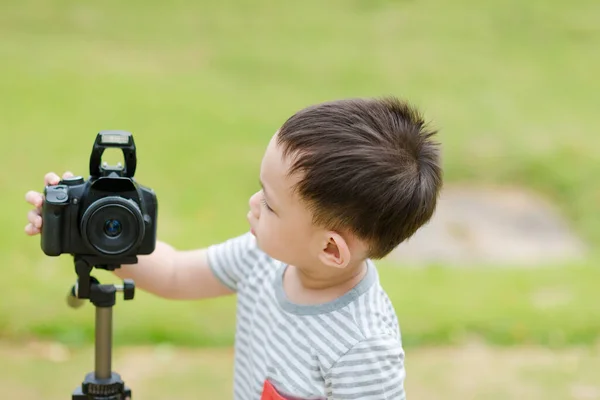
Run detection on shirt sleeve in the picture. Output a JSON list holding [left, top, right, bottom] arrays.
[[325, 335, 406, 400], [206, 232, 262, 292]]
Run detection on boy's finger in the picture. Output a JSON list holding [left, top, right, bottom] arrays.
[[25, 190, 43, 207], [24, 223, 40, 236], [62, 171, 74, 179], [28, 209, 42, 228], [44, 172, 60, 186]]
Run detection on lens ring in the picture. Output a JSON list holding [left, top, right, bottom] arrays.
[[81, 196, 145, 255]]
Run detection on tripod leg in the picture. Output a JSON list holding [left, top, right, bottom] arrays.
[[72, 283, 132, 399], [95, 306, 113, 380]]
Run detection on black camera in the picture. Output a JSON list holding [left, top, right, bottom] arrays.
[[41, 131, 158, 266]]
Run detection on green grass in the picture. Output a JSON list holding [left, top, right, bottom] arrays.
[[1, 257, 599, 349], [1, 0, 599, 349], [2, 342, 600, 400]]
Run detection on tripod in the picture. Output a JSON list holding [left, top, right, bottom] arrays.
[[68, 255, 136, 399]]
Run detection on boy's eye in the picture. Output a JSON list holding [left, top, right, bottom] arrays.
[[260, 198, 274, 212]]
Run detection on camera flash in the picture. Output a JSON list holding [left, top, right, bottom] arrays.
[[101, 134, 130, 145]]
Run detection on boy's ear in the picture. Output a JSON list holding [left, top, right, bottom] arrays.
[[318, 232, 351, 269]]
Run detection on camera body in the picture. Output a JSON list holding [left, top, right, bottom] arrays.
[[41, 131, 157, 266]]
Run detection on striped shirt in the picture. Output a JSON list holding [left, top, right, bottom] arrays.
[[207, 232, 406, 400]]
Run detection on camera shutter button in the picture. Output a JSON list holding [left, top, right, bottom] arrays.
[[56, 192, 67, 201], [63, 176, 84, 186]]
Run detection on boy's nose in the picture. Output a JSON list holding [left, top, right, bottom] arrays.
[[248, 191, 261, 218]]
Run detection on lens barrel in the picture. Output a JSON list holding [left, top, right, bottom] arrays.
[[81, 197, 145, 255]]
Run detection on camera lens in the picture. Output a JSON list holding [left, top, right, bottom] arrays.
[[103, 219, 122, 237], [81, 196, 145, 256]]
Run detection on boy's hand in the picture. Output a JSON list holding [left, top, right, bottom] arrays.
[[24, 171, 74, 236]]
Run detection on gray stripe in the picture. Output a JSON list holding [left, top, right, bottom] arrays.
[[367, 287, 380, 335], [276, 306, 310, 336], [253, 306, 276, 343], [326, 312, 364, 342], [235, 313, 254, 332], [344, 343, 399, 355], [330, 373, 401, 389], [245, 248, 260, 266], [301, 318, 342, 366], [234, 362, 254, 394], [235, 367, 254, 395], [235, 343, 251, 368], [330, 388, 384, 400], [330, 377, 404, 400], [237, 317, 254, 338], [378, 293, 394, 330], [328, 363, 396, 379], [387, 386, 406, 400], [207, 251, 236, 290], [371, 288, 384, 332], [356, 290, 373, 338], [231, 238, 254, 281], [275, 316, 312, 355], [333, 353, 401, 369], [237, 299, 254, 317], [207, 238, 240, 290], [382, 378, 405, 395], [330, 372, 404, 396], [313, 314, 355, 350], [311, 370, 325, 381], [236, 329, 252, 348], [250, 331, 267, 351], [249, 334, 266, 359], [212, 266, 236, 290], [230, 236, 245, 270], [336, 307, 354, 321], [270, 322, 312, 366], [234, 385, 248, 400], [269, 330, 313, 389], [264, 322, 318, 383], [246, 264, 271, 290], [265, 346, 314, 396]]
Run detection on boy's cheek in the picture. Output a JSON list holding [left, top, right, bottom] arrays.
[[257, 232, 280, 258]]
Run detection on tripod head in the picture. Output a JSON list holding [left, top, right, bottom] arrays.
[[67, 255, 135, 399], [68, 255, 135, 309]]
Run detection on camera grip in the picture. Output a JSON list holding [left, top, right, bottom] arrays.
[[41, 204, 63, 256], [40, 185, 69, 256]]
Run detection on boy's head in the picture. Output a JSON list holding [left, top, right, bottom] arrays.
[[247, 97, 442, 271]]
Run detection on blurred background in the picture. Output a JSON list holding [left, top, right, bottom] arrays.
[[2, 0, 599, 398]]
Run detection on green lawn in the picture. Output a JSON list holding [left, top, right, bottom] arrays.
[[1, 0, 599, 350], [3, 341, 599, 400], [2, 259, 599, 348]]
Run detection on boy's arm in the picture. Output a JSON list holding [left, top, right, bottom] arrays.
[[325, 335, 406, 399], [113, 240, 234, 300], [114, 232, 257, 300]]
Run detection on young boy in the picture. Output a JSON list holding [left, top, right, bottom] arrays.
[[24, 97, 442, 399]]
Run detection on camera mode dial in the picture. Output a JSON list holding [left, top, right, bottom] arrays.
[[46, 185, 69, 204]]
